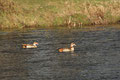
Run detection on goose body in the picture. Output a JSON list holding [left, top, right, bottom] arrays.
[[22, 42, 38, 48], [59, 43, 76, 52]]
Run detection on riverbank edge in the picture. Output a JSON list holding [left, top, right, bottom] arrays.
[[0, 0, 120, 29]]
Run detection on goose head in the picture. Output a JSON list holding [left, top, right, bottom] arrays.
[[33, 42, 38, 46], [70, 43, 76, 47]]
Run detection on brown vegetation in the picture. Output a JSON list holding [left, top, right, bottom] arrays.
[[0, 0, 120, 29]]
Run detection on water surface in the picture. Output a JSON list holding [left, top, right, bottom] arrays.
[[0, 26, 120, 80]]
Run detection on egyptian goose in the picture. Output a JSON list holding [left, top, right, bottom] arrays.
[[58, 43, 76, 52], [22, 42, 38, 48]]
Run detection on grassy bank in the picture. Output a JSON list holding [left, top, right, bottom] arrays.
[[0, 0, 120, 29]]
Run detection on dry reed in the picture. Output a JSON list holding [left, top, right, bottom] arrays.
[[0, 0, 120, 29]]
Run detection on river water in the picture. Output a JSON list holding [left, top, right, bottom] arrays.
[[0, 26, 120, 80]]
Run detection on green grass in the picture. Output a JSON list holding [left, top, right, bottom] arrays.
[[0, 0, 120, 29]]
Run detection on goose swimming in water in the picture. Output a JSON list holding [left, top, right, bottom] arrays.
[[58, 43, 76, 52], [22, 42, 38, 48]]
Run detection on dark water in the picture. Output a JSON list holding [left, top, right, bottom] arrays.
[[0, 27, 120, 80]]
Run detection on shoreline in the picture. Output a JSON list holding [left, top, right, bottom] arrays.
[[1, 24, 120, 32], [0, 0, 120, 29]]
